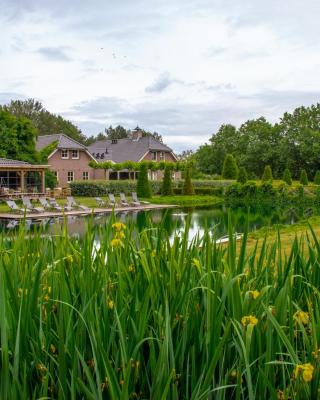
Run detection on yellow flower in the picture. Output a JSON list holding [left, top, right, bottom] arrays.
[[108, 299, 114, 310], [293, 310, 309, 325], [192, 258, 201, 272], [151, 249, 156, 258], [128, 264, 135, 272], [277, 389, 285, 400], [112, 222, 126, 232], [293, 363, 314, 382], [50, 344, 56, 354], [110, 238, 123, 248], [115, 231, 126, 240], [241, 315, 258, 327], [43, 294, 50, 302], [248, 290, 260, 299]]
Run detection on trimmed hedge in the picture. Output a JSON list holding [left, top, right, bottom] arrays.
[[70, 180, 162, 197]]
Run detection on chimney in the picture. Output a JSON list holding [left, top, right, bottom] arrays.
[[132, 126, 143, 141]]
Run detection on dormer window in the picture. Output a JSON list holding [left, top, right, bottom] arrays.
[[71, 149, 79, 159], [159, 151, 164, 161], [61, 149, 69, 159]]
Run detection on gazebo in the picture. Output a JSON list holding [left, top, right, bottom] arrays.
[[0, 158, 49, 197]]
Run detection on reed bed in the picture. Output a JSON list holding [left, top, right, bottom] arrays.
[[0, 215, 319, 399]]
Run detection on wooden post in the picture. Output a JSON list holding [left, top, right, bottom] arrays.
[[41, 170, 45, 193], [20, 170, 25, 192]]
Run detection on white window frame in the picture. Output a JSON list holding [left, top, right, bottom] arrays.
[[61, 149, 69, 159], [71, 149, 79, 159], [67, 171, 74, 183], [159, 151, 165, 161], [53, 171, 59, 183], [151, 151, 157, 161], [83, 171, 89, 180]]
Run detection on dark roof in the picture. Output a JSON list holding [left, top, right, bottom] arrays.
[[88, 136, 175, 163], [0, 158, 30, 166], [36, 134, 86, 151]]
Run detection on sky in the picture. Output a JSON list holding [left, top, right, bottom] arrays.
[[1, 0, 319, 152]]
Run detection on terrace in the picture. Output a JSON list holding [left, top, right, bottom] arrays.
[[0, 158, 49, 198]]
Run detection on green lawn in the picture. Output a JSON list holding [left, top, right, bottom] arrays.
[[146, 194, 223, 207]]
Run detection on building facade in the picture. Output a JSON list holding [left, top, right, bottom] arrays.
[[36, 129, 180, 187]]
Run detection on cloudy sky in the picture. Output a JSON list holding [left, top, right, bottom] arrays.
[[1, 0, 319, 152]]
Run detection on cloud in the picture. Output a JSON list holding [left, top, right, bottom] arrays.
[[36, 47, 72, 62], [145, 73, 177, 93], [0, 92, 27, 105]]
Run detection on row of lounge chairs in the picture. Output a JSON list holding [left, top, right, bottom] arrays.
[[6, 193, 145, 214]]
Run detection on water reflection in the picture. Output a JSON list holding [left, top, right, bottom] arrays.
[[0, 204, 306, 240]]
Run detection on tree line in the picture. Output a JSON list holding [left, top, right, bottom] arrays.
[[194, 104, 320, 179]]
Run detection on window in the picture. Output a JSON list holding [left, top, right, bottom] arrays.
[[67, 171, 74, 182], [61, 149, 69, 159], [151, 151, 157, 161], [71, 149, 79, 159], [53, 171, 59, 182], [159, 151, 164, 161], [83, 171, 89, 180]]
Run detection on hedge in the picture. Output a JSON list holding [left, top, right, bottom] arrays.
[[70, 180, 162, 197], [70, 179, 233, 197]]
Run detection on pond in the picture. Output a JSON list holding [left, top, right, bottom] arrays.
[[0, 203, 309, 239]]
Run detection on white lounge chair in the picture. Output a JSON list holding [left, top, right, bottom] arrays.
[[108, 193, 118, 207], [131, 192, 141, 206], [39, 197, 62, 211], [119, 193, 129, 206], [22, 196, 44, 213], [95, 197, 108, 207], [67, 196, 90, 211], [6, 200, 31, 214], [132, 192, 149, 205]]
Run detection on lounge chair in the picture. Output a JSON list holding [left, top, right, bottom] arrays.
[[22, 196, 44, 213], [95, 197, 108, 207], [131, 192, 141, 206], [6, 200, 31, 214], [39, 197, 62, 211], [132, 192, 150, 205], [49, 197, 70, 211], [119, 192, 129, 206], [108, 193, 118, 207], [67, 196, 90, 211]]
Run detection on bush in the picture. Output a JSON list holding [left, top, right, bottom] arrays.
[[300, 169, 309, 185], [261, 165, 273, 182], [137, 163, 152, 198], [183, 166, 195, 195], [314, 170, 320, 185], [282, 168, 292, 185], [237, 167, 248, 184], [161, 165, 173, 196], [45, 170, 57, 189], [222, 154, 238, 179]]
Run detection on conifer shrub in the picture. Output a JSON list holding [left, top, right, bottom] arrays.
[[300, 169, 309, 185], [183, 166, 195, 195], [261, 165, 273, 182], [161, 165, 173, 196], [282, 168, 292, 185], [314, 170, 320, 185], [222, 154, 238, 179], [137, 162, 152, 198], [237, 167, 248, 184]]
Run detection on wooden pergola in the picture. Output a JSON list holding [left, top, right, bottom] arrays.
[[0, 158, 49, 196]]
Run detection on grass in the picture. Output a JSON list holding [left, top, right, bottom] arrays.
[[0, 216, 319, 398], [146, 194, 223, 207]]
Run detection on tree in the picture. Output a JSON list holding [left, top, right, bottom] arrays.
[[161, 165, 173, 195], [300, 169, 309, 185], [282, 168, 292, 185], [237, 167, 248, 184], [314, 170, 320, 185], [0, 109, 39, 163], [182, 166, 195, 195], [137, 162, 152, 198], [106, 125, 129, 140], [262, 165, 273, 182], [222, 154, 238, 179], [2, 98, 87, 144]]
